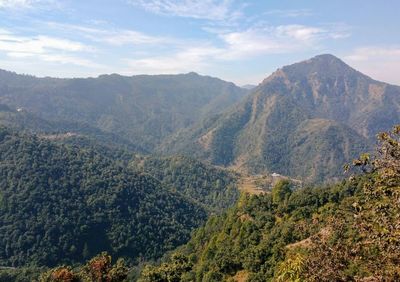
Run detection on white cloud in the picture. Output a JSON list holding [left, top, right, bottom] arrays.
[[6, 52, 101, 67], [345, 47, 400, 61], [344, 46, 400, 85], [0, 30, 91, 55], [264, 9, 313, 18], [218, 28, 288, 59], [126, 44, 221, 73], [0, 29, 99, 68], [97, 30, 164, 45], [275, 25, 324, 41], [0, 0, 55, 9], [126, 27, 294, 74], [274, 24, 350, 42], [46, 22, 314, 63], [124, 23, 351, 74], [39, 54, 102, 67], [128, 0, 242, 21], [214, 24, 347, 60], [0, 0, 33, 8], [45, 22, 168, 46]]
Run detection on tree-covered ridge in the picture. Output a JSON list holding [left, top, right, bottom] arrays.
[[130, 155, 240, 213], [139, 179, 362, 281], [0, 70, 247, 151], [139, 125, 400, 281], [57, 139, 240, 214], [0, 105, 145, 152], [0, 127, 207, 267]]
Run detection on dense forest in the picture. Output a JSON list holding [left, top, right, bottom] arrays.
[[29, 125, 400, 281], [0, 127, 215, 267], [137, 125, 400, 281], [130, 155, 239, 213]]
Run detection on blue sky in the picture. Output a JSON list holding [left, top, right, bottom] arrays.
[[0, 0, 399, 85]]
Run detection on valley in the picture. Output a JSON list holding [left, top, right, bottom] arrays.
[[0, 0, 398, 280], [236, 173, 301, 195], [0, 54, 398, 282], [237, 175, 268, 195]]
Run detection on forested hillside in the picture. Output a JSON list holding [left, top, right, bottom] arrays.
[[0, 127, 208, 267], [0, 70, 247, 151], [0, 55, 398, 282], [160, 54, 398, 182], [130, 155, 239, 213], [0, 104, 145, 152], [139, 125, 400, 281]]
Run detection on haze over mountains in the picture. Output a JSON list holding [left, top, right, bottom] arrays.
[[0, 54, 398, 183], [0, 53, 399, 281], [0, 71, 247, 151], [160, 54, 399, 182]]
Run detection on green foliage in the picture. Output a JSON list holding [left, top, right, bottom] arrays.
[[0, 128, 206, 267], [138, 254, 193, 282], [292, 126, 400, 280], [0, 266, 45, 282], [138, 180, 361, 281], [140, 125, 400, 281], [130, 155, 239, 213], [275, 253, 305, 282], [271, 180, 292, 204], [357, 129, 400, 256]]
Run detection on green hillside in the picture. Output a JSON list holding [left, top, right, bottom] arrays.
[[0, 127, 207, 267], [130, 155, 239, 213], [139, 125, 400, 281]]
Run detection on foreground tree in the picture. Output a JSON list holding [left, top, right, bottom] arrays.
[[39, 252, 128, 282], [351, 125, 400, 278], [301, 125, 400, 280]]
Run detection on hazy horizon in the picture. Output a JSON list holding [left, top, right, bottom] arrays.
[[0, 0, 399, 85]]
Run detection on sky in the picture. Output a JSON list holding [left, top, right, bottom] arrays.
[[0, 0, 399, 85]]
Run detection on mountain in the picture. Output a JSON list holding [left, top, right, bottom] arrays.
[[0, 70, 247, 151], [0, 127, 210, 267], [159, 54, 399, 182], [241, 84, 257, 90]]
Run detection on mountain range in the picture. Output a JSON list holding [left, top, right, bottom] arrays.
[[0, 54, 398, 183], [0, 70, 247, 151], [159, 54, 399, 182], [0, 54, 399, 281]]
